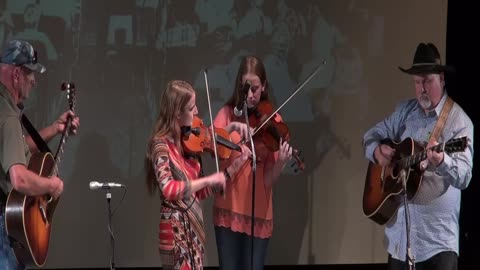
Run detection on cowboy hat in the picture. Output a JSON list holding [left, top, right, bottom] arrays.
[[398, 42, 455, 75]]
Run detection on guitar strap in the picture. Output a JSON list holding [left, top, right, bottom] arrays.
[[428, 96, 454, 144], [21, 114, 52, 154]]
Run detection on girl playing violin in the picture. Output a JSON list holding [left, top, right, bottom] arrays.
[[213, 55, 293, 270], [145, 80, 248, 270]]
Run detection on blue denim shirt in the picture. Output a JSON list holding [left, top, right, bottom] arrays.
[[362, 93, 474, 262]]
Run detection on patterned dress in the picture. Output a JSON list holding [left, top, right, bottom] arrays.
[[150, 137, 214, 270]]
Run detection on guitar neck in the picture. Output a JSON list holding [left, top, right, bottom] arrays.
[[52, 119, 72, 177], [49, 82, 76, 178], [402, 143, 444, 168]]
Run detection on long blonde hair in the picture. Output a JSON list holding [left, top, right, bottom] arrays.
[[145, 80, 195, 195]]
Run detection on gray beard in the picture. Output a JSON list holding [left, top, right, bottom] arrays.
[[419, 95, 432, 110]]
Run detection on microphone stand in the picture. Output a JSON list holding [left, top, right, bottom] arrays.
[[106, 189, 115, 270], [400, 169, 415, 270], [243, 97, 257, 270]]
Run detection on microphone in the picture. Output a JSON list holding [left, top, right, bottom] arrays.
[[233, 81, 251, 117], [89, 181, 124, 190]]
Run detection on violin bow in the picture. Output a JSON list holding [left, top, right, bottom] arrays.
[[252, 61, 326, 136], [203, 69, 225, 195]]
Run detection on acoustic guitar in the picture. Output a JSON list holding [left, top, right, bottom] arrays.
[[5, 82, 76, 267], [362, 136, 467, 225]]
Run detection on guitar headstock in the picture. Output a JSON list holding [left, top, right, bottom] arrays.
[[61, 82, 76, 111], [445, 136, 468, 153]]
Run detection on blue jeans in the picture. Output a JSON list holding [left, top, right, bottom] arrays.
[[215, 226, 269, 270], [0, 205, 24, 270]]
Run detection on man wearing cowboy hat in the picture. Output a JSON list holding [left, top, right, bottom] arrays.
[[0, 40, 80, 269], [363, 42, 474, 270]]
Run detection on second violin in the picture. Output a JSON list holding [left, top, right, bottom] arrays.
[[248, 100, 305, 172]]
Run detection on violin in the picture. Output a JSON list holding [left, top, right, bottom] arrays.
[[182, 116, 241, 160], [248, 100, 305, 172], [242, 62, 327, 172]]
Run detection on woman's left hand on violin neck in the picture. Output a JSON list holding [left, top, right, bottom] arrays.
[[278, 138, 293, 168], [264, 138, 294, 188]]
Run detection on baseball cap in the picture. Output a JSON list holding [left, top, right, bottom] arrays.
[[0, 40, 46, 73]]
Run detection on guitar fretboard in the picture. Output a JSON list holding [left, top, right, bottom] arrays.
[[50, 85, 76, 178], [400, 143, 444, 168], [51, 120, 72, 177]]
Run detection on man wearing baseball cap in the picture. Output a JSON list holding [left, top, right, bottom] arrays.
[[0, 40, 80, 269]]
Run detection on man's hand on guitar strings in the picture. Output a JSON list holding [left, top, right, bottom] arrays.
[[48, 176, 64, 200], [374, 144, 395, 166]]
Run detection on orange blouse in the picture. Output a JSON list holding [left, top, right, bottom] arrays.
[[213, 105, 280, 238]]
